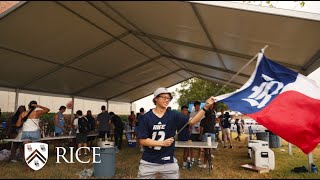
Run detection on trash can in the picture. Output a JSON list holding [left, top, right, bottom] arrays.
[[256, 132, 269, 143], [269, 131, 281, 148], [94, 142, 116, 178]]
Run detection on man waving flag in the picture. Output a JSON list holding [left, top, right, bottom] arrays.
[[215, 53, 320, 154]]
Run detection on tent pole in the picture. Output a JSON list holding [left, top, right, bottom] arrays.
[[214, 45, 269, 96], [288, 143, 293, 155], [14, 88, 19, 111], [71, 96, 75, 123]]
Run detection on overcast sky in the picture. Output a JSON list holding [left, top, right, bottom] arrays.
[[134, 1, 320, 112]]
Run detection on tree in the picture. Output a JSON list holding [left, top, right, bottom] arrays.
[[173, 77, 236, 111], [242, 1, 305, 8]]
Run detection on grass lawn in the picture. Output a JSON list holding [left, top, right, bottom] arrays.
[[0, 133, 320, 179]]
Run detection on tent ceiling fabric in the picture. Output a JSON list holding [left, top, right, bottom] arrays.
[[1, 1, 320, 103]]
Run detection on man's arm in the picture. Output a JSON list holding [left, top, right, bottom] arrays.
[[188, 96, 215, 126], [139, 137, 174, 147]]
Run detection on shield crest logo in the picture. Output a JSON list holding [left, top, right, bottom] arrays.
[[24, 143, 48, 171]]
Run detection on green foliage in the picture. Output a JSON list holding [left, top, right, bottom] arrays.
[[39, 113, 56, 132], [119, 115, 129, 123], [0, 112, 12, 123], [243, 1, 305, 8], [175, 77, 236, 111]]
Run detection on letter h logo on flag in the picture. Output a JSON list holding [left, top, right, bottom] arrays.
[[215, 53, 320, 154]]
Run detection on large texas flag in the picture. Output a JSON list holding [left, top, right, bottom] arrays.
[[215, 53, 320, 154]]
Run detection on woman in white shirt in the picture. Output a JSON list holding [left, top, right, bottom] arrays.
[[16, 100, 50, 143]]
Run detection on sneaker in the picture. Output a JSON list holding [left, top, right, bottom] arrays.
[[230, 145, 233, 149], [10, 159, 18, 163], [198, 164, 207, 169], [182, 164, 188, 169]]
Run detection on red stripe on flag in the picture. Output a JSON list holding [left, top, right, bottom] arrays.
[[248, 91, 320, 154]]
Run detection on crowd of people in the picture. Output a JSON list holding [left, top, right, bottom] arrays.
[[3, 87, 244, 179], [5, 102, 127, 163], [134, 87, 245, 179]]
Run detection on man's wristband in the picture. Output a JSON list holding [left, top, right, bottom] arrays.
[[202, 107, 209, 113]]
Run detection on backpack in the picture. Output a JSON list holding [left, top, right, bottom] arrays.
[[291, 166, 309, 173], [78, 117, 89, 134]]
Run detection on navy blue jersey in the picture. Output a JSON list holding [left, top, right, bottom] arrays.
[[137, 109, 189, 164]]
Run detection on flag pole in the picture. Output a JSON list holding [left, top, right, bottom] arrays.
[[214, 45, 269, 96], [175, 45, 269, 139], [308, 153, 314, 171]]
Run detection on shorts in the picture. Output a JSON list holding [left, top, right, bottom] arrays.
[[76, 133, 87, 144], [21, 130, 41, 142], [222, 128, 231, 137], [137, 159, 179, 179]]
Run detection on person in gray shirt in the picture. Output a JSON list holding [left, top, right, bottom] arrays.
[[97, 105, 111, 141]]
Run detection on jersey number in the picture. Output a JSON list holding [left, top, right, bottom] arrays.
[[151, 131, 165, 150]]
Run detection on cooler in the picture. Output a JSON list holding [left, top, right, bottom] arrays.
[[248, 140, 268, 158], [252, 146, 275, 170]]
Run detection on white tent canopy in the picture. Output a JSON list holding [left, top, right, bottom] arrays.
[[1, 1, 320, 103]]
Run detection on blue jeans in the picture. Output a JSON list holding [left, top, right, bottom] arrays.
[[21, 130, 41, 142], [201, 133, 216, 143]]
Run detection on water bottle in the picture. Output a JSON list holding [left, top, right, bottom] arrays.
[[207, 135, 212, 146], [311, 163, 318, 173]]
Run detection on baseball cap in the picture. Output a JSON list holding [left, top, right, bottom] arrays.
[[153, 87, 172, 99]]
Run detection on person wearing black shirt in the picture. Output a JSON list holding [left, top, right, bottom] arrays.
[[109, 112, 124, 150], [86, 110, 96, 148], [234, 118, 244, 141], [219, 109, 233, 149], [199, 104, 216, 168], [8, 106, 26, 162]]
